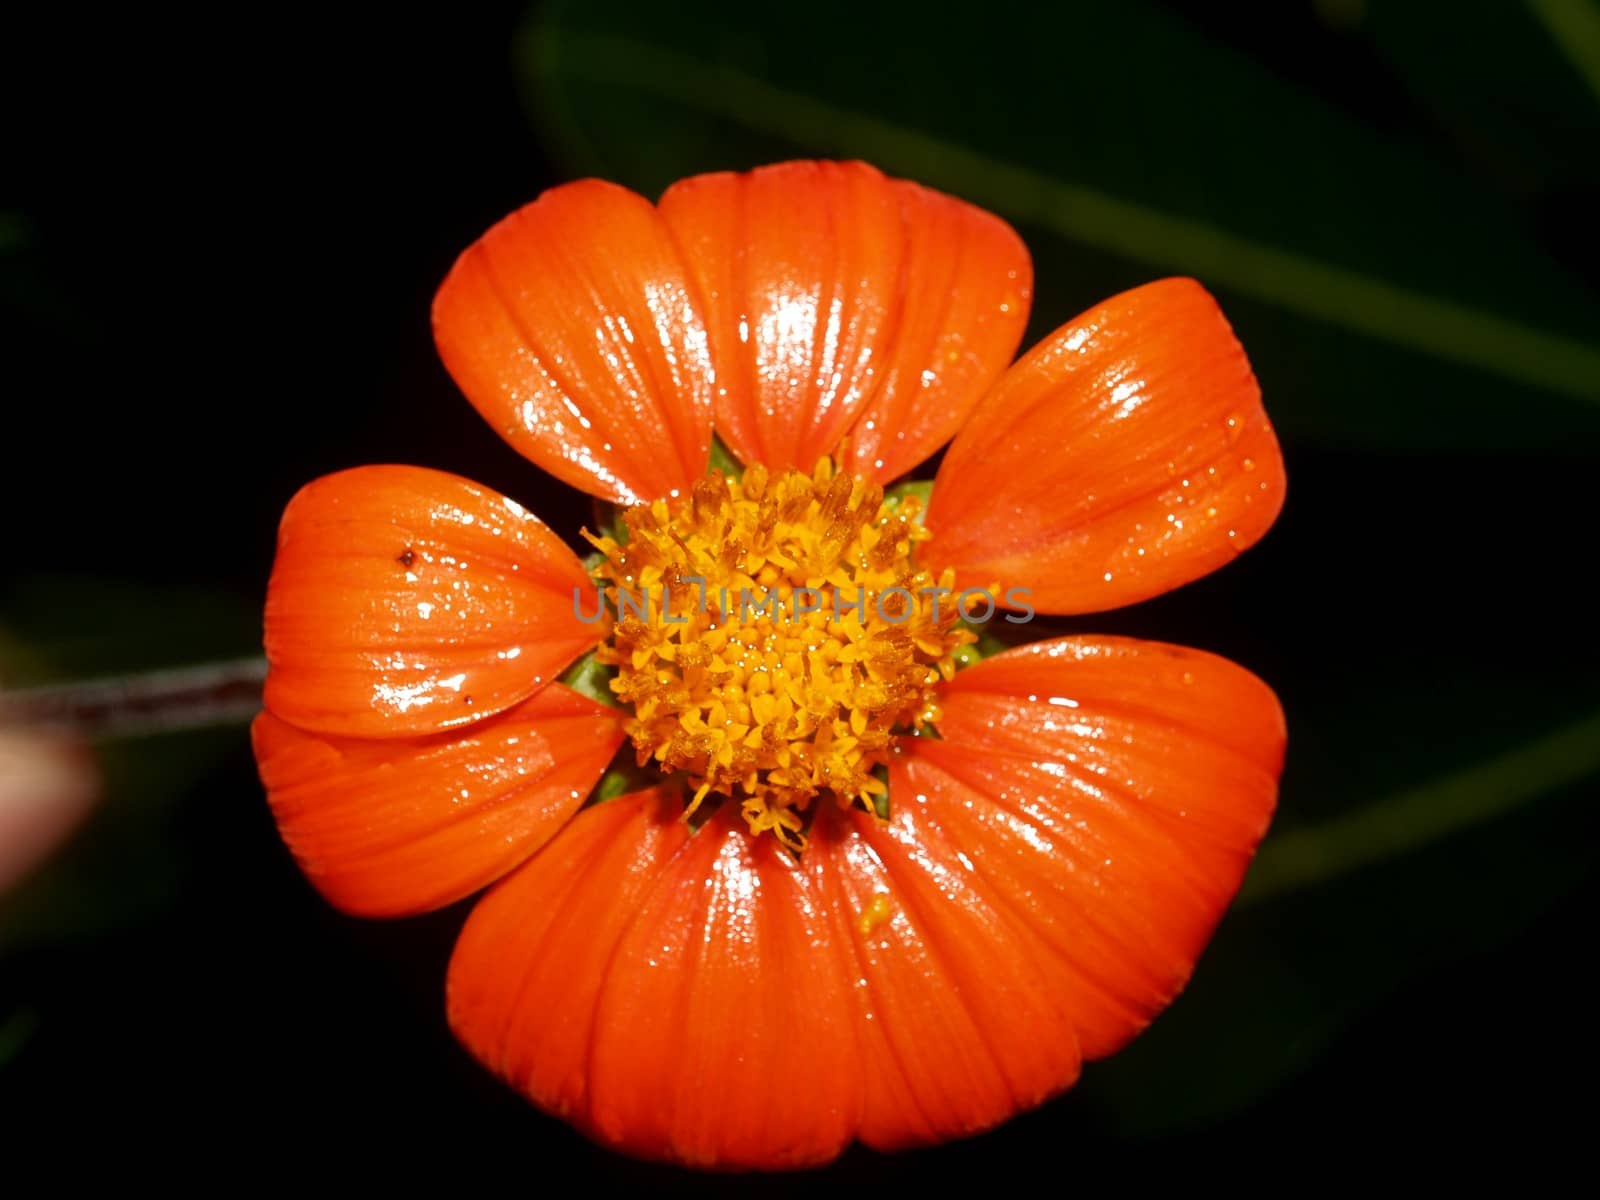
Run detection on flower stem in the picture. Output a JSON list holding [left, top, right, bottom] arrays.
[[0, 657, 266, 739]]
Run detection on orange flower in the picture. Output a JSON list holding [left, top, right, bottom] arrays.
[[252, 160, 1287, 1169]]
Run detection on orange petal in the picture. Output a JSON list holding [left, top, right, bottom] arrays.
[[433, 180, 714, 503], [659, 161, 908, 473], [262, 465, 598, 738], [903, 635, 1283, 1058], [251, 684, 622, 918], [586, 810, 863, 1169], [806, 802, 1084, 1152], [447, 789, 690, 1133], [454, 789, 1075, 1165], [925, 278, 1286, 613], [836, 181, 1031, 482]]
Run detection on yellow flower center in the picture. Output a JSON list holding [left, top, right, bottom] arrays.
[[587, 460, 973, 852]]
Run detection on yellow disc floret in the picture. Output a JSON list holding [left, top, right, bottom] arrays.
[[586, 459, 973, 852]]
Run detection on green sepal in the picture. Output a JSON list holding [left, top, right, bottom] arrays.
[[883, 478, 933, 525], [947, 618, 1013, 672], [591, 747, 662, 804], [870, 763, 891, 819], [558, 649, 621, 709], [590, 498, 630, 545], [708, 433, 743, 479]]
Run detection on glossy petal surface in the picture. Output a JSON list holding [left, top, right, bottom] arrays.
[[586, 811, 862, 1168], [902, 635, 1284, 1057], [925, 278, 1286, 613], [433, 180, 714, 503], [836, 181, 1031, 481], [252, 684, 622, 917], [444, 653, 1276, 1173], [263, 465, 598, 738], [808, 802, 1085, 1150], [450, 796, 859, 1169], [447, 789, 691, 1136], [661, 161, 1029, 478]]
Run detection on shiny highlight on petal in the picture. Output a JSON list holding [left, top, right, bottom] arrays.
[[903, 635, 1284, 1056], [926, 278, 1286, 613], [253, 684, 622, 917], [433, 180, 715, 503], [262, 465, 599, 738], [446, 634, 1284, 1172], [662, 161, 1031, 481]]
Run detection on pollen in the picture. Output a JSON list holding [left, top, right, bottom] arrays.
[[858, 892, 896, 936], [586, 459, 973, 852]]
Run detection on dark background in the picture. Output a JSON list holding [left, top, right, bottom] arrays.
[[4, 0, 1599, 1183]]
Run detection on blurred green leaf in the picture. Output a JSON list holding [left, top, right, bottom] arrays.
[[518, 0, 1600, 450], [0, 212, 31, 255], [0, 574, 259, 687], [1085, 761, 1599, 1133], [1076, 569, 1600, 1125], [1528, 0, 1600, 105], [0, 727, 243, 951], [0, 576, 259, 949], [1246, 706, 1600, 899], [1365, 1, 1600, 187], [0, 1008, 38, 1067]]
